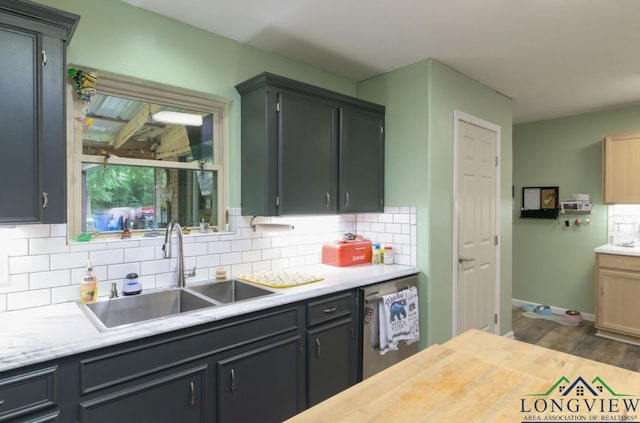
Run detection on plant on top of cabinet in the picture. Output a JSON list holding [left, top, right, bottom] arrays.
[[236, 72, 384, 216], [0, 1, 79, 224]]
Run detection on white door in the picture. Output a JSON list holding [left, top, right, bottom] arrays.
[[455, 118, 498, 335]]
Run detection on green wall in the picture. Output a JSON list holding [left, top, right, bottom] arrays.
[[513, 106, 640, 313], [38, 0, 357, 207], [359, 59, 513, 345]]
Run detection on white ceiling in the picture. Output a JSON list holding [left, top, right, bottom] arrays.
[[122, 0, 640, 123]]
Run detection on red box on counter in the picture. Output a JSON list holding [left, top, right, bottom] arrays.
[[322, 240, 372, 267]]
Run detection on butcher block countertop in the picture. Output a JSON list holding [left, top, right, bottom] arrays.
[[288, 330, 640, 422]]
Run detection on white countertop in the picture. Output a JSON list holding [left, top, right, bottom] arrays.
[[594, 244, 640, 256], [0, 264, 418, 373]]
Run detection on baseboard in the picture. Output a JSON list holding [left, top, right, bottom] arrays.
[[502, 330, 515, 339], [511, 298, 595, 322]]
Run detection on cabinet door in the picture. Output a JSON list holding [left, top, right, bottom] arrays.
[[217, 336, 303, 423], [0, 22, 40, 224], [40, 35, 66, 224], [278, 91, 338, 214], [596, 268, 640, 337], [603, 131, 640, 204], [339, 107, 384, 212], [78, 365, 206, 423], [307, 317, 355, 407]]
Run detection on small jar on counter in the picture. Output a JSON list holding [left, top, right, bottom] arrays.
[[383, 246, 394, 265]]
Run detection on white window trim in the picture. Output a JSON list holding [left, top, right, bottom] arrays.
[[66, 68, 229, 240]]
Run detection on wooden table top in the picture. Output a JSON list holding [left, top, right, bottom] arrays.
[[287, 329, 640, 422]]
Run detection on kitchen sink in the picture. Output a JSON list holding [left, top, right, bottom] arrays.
[[80, 288, 215, 331], [187, 279, 276, 304]]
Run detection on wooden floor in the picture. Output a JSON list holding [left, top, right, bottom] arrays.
[[511, 306, 640, 371]]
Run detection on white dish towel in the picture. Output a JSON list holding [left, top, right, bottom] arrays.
[[378, 286, 420, 355]]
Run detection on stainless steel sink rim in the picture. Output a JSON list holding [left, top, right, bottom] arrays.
[[79, 280, 278, 332]]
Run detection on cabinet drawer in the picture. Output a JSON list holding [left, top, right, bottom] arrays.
[[0, 366, 57, 422], [597, 253, 640, 272], [307, 293, 353, 326], [80, 307, 299, 394]]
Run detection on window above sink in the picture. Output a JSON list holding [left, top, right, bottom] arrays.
[[67, 69, 229, 239]]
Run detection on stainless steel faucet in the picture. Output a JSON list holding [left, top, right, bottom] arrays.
[[163, 221, 196, 288]]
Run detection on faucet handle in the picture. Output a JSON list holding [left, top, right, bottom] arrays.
[[184, 266, 196, 278], [109, 282, 118, 299]]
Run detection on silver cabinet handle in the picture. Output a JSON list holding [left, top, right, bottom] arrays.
[[323, 306, 337, 314], [0, 400, 4, 406], [42, 192, 48, 209], [230, 369, 236, 393], [189, 382, 195, 407], [315, 338, 321, 358], [458, 257, 475, 264], [344, 192, 350, 208], [325, 192, 331, 208]]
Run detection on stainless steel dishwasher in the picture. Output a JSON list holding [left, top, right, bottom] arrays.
[[360, 275, 419, 379]]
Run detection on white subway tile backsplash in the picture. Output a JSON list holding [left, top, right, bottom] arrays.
[[14, 225, 50, 239], [231, 239, 252, 252], [90, 249, 124, 266], [241, 250, 261, 263], [30, 270, 70, 289], [7, 239, 28, 257], [30, 237, 69, 255], [9, 255, 50, 274], [107, 263, 141, 280], [196, 255, 220, 269], [252, 238, 272, 250], [51, 285, 79, 304], [209, 241, 231, 254], [182, 243, 209, 257], [1, 207, 418, 311], [231, 263, 253, 275], [125, 247, 156, 263], [0, 274, 29, 294], [220, 252, 242, 265], [50, 224, 67, 237], [385, 223, 402, 234], [7, 289, 50, 310], [140, 260, 171, 275], [262, 248, 281, 260]]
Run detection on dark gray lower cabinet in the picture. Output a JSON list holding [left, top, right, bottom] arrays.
[[79, 364, 207, 423], [306, 293, 357, 407], [1, 289, 361, 422], [216, 336, 303, 423], [307, 318, 354, 407]]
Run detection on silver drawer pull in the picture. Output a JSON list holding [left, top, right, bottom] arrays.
[[230, 369, 236, 393], [315, 338, 321, 358], [189, 382, 195, 407], [42, 192, 49, 209], [323, 306, 337, 314], [0, 400, 4, 406]]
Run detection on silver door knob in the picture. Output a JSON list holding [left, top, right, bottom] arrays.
[[458, 257, 475, 264]]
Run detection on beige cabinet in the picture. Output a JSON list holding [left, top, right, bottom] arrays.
[[603, 130, 640, 203], [595, 253, 640, 342]]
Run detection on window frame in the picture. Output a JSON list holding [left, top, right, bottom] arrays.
[[67, 69, 229, 239]]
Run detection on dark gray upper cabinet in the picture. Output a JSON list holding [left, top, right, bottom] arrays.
[[339, 106, 385, 213], [236, 72, 385, 216], [0, 1, 78, 224]]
